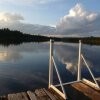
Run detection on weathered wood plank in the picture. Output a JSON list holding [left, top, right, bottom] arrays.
[[65, 84, 91, 100], [43, 88, 57, 100], [35, 89, 50, 100], [27, 91, 37, 100], [8, 92, 29, 100], [48, 88, 66, 100], [8, 94, 18, 100], [49, 85, 67, 100], [35, 89, 47, 97], [2, 85, 100, 100], [71, 82, 100, 100]]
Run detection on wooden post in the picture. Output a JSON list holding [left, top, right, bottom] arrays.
[[49, 39, 53, 88], [77, 40, 81, 81]]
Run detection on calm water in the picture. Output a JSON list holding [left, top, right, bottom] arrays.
[[0, 42, 100, 95]]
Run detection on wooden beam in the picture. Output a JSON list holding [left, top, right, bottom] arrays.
[[43, 88, 57, 100], [82, 78, 100, 90], [50, 85, 67, 100]]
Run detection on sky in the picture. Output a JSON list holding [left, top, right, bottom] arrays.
[[0, 0, 100, 36]]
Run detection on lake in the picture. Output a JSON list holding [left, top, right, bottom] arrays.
[[0, 42, 100, 95]]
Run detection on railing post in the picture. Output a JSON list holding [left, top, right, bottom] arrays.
[[49, 39, 53, 88], [77, 40, 81, 81]]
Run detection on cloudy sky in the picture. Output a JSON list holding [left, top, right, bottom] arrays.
[[0, 0, 100, 36]]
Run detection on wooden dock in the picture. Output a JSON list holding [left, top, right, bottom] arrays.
[[65, 81, 100, 100], [0, 88, 64, 100], [0, 81, 100, 100]]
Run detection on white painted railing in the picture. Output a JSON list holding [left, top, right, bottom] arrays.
[[77, 40, 81, 81], [52, 56, 67, 99], [77, 40, 100, 89], [48, 39, 100, 100], [81, 54, 100, 88], [48, 40, 67, 99]]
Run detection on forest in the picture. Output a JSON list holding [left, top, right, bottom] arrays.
[[0, 28, 50, 45], [0, 28, 100, 46]]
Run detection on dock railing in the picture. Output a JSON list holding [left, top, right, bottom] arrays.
[[48, 39, 100, 100]]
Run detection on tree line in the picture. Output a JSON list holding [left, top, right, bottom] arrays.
[[0, 28, 50, 46], [0, 28, 100, 46]]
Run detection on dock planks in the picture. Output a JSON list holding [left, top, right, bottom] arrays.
[[0, 81, 100, 100], [71, 82, 100, 100], [1, 88, 63, 100], [8, 92, 29, 100]]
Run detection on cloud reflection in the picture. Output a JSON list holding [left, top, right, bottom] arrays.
[[54, 43, 100, 75], [0, 43, 49, 62], [55, 43, 78, 74], [0, 52, 7, 61], [62, 60, 77, 75], [0, 43, 49, 95], [0, 51, 22, 62]]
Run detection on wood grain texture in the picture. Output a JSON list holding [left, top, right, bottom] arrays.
[[8, 92, 29, 100], [71, 82, 100, 100], [27, 91, 37, 100]]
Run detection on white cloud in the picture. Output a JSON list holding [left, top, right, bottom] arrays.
[[56, 3, 100, 36], [1, 3, 100, 36], [0, 12, 56, 34], [0, 12, 24, 22]]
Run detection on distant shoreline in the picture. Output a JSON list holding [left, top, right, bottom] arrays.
[[0, 28, 100, 46]]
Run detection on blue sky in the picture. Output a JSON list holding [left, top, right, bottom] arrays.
[[0, 0, 100, 36], [0, 0, 99, 25]]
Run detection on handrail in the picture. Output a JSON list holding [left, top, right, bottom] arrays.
[[54, 80, 80, 87], [77, 40, 82, 81], [49, 40, 53, 88], [48, 40, 100, 100]]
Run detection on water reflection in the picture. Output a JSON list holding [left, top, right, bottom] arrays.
[[0, 42, 99, 95], [0, 42, 49, 95], [0, 51, 22, 62], [0, 52, 8, 61], [54, 43, 100, 77], [54, 43, 79, 75], [0, 43, 49, 62]]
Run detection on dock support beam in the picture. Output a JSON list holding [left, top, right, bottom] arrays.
[[77, 40, 81, 81], [49, 39, 53, 88]]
